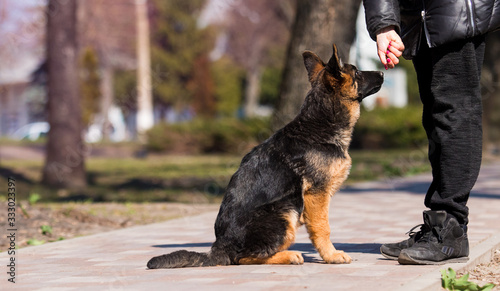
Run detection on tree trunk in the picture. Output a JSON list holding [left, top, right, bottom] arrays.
[[271, 0, 361, 130], [100, 64, 114, 141], [243, 67, 262, 118], [135, 0, 154, 142], [42, 0, 87, 188]]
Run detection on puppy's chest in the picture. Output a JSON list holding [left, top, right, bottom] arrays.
[[301, 150, 352, 193], [324, 153, 352, 183]]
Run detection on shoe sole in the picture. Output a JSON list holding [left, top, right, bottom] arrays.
[[398, 252, 469, 265], [380, 248, 398, 261]]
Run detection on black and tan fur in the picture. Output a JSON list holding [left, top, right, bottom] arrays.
[[147, 44, 384, 268]]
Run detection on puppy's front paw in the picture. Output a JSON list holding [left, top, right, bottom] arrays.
[[289, 251, 305, 265], [322, 250, 352, 264]]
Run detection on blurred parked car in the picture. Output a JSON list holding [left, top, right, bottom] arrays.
[[11, 107, 128, 143], [12, 122, 49, 141]]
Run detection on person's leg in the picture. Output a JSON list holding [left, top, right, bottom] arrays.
[[421, 36, 485, 225], [380, 42, 436, 260], [412, 39, 442, 207], [380, 36, 485, 263], [397, 36, 485, 264]]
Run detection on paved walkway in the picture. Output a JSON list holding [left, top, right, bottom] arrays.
[[3, 162, 500, 290]]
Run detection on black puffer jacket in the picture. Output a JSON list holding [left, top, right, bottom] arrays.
[[364, 0, 500, 59]]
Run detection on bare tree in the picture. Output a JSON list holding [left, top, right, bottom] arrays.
[[42, 0, 86, 188], [271, 0, 361, 130], [224, 0, 292, 118], [135, 0, 154, 142], [78, 0, 137, 140], [0, 1, 7, 26]]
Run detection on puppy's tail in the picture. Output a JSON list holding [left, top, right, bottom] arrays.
[[147, 245, 230, 269]]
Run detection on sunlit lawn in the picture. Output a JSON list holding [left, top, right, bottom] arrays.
[[0, 149, 431, 203]]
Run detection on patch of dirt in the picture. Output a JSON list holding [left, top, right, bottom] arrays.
[[0, 201, 219, 250], [458, 249, 500, 290]]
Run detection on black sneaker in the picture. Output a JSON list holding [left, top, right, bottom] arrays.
[[380, 223, 430, 260], [398, 210, 469, 265]]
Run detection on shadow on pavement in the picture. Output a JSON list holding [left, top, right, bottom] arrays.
[[343, 181, 500, 199], [151, 242, 213, 248], [150, 242, 383, 263], [342, 181, 429, 195], [0, 166, 34, 184]]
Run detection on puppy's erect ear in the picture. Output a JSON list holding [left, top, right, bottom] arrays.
[[326, 44, 343, 79], [302, 51, 325, 83]]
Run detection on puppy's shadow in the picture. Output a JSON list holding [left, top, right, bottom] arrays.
[[289, 243, 321, 263], [151, 242, 382, 263], [290, 243, 382, 263], [151, 242, 212, 248]]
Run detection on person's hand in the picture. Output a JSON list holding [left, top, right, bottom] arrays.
[[376, 26, 404, 69]]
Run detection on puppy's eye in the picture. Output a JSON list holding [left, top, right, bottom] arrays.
[[355, 71, 361, 78]]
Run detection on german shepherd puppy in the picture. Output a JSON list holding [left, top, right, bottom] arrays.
[[147, 44, 383, 268]]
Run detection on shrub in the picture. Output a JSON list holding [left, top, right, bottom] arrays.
[[146, 118, 272, 154], [353, 106, 427, 149]]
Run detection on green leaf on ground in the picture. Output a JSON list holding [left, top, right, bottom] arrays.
[[40, 225, 53, 236], [28, 193, 41, 205], [26, 239, 45, 246], [441, 268, 496, 291]]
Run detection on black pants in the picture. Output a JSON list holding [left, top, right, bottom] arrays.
[[412, 36, 486, 225]]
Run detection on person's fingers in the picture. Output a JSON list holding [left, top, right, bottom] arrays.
[[387, 52, 399, 67], [378, 50, 389, 69], [378, 50, 387, 64], [385, 45, 398, 65], [389, 39, 404, 52], [376, 28, 404, 70], [385, 40, 404, 69], [386, 56, 395, 69], [388, 44, 403, 58]]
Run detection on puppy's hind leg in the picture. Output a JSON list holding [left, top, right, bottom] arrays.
[[303, 194, 351, 264], [238, 210, 303, 265], [239, 251, 304, 265]]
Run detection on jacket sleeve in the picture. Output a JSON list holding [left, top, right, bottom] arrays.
[[363, 0, 401, 41], [491, 0, 500, 32], [477, 0, 500, 34]]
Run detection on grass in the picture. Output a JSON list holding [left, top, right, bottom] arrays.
[[0, 155, 241, 203], [348, 148, 430, 183], [0, 148, 431, 203], [88, 155, 240, 179]]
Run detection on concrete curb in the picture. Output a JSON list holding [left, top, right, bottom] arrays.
[[398, 232, 500, 291]]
